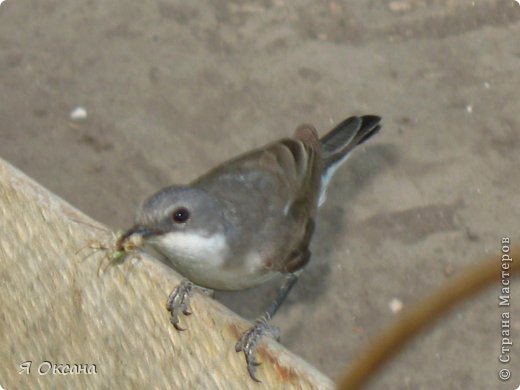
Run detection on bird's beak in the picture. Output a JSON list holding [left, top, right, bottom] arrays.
[[116, 225, 157, 252]]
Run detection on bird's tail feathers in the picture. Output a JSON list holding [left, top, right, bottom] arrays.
[[318, 115, 381, 205]]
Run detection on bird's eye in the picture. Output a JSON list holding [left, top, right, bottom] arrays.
[[172, 207, 190, 223]]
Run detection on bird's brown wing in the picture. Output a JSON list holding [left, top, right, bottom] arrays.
[[193, 125, 322, 214]]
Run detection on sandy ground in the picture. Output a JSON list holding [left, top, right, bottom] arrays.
[[1, 0, 519, 388]]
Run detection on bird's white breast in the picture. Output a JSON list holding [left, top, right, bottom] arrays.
[[149, 230, 276, 290], [153, 230, 228, 268]]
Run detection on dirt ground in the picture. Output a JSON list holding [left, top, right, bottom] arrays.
[[1, 0, 519, 388]]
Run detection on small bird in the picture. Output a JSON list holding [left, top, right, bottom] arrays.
[[117, 115, 381, 381]]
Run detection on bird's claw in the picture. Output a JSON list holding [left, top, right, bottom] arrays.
[[166, 280, 194, 331], [235, 314, 279, 382]]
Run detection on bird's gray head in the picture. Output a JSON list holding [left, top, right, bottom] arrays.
[[135, 186, 225, 232], [118, 186, 230, 264]]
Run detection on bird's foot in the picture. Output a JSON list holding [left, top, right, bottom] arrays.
[[166, 280, 212, 331], [235, 313, 280, 382], [166, 280, 194, 331]]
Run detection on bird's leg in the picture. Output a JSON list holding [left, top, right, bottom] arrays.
[[235, 272, 299, 382], [166, 280, 213, 331]]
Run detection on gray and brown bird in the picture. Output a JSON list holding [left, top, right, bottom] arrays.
[[117, 115, 381, 381]]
